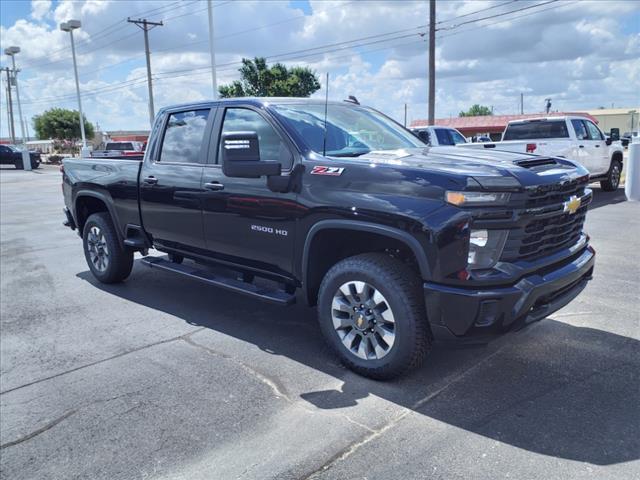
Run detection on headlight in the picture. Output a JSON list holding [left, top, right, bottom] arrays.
[[446, 191, 510, 206], [468, 229, 508, 269]]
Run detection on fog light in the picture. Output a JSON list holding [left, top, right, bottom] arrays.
[[467, 229, 508, 269]]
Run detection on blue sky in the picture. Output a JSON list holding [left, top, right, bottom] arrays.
[[1, 0, 638, 137]]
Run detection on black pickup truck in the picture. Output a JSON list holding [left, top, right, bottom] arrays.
[[62, 98, 595, 379]]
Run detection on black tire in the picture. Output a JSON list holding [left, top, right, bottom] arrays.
[[83, 212, 133, 283], [317, 253, 431, 380], [14, 159, 22, 170], [600, 158, 622, 191]]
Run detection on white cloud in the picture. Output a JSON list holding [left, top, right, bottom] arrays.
[[1, 0, 639, 136], [30, 0, 51, 21]]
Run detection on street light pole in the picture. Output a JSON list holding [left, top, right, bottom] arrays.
[[4, 46, 30, 171], [61, 20, 89, 157]]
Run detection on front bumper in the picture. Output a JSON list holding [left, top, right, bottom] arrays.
[[424, 245, 595, 341]]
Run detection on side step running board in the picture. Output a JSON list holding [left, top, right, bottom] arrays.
[[140, 256, 296, 305]]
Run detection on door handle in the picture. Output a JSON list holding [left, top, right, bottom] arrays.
[[143, 176, 158, 185], [594, 144, 600, 148], [204, 181, 225, 191], [578, 145, 584, 148]]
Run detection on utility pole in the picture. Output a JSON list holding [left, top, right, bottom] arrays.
[[128, 18, 163, 126], [2, 67, 16, 143], [520, 93, 524, 115], [5, 46, 30, 171], [404, 103, 408, 127], [427, 0, 436, 125], [207, 0, 218, 99]]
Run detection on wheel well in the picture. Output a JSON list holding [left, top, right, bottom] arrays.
[[304, 228, 421, 306], [75, 196, 109, 233], [611, 151, 623, 166]]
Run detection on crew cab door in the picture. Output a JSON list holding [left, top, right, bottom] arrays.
[[583, 119, 609, 175], [201, 106, 298, 276], [570, 119, 597, 174], [570, 118, 607, 175], [139, 107, 214, 252]]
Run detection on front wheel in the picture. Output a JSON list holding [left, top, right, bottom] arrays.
[[83, 213, 133, 283], [600, 159, 622, 191], [317, 253, 431, 380]]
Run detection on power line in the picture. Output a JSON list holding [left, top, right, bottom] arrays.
[[18, 0, 571, 109], [18, 1, 200, 70], [436, 0, 519, 25], [439, 0, 575, 39], [437, 0, 559, 31]]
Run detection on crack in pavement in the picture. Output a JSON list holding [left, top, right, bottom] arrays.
[[300, 325, 539, 480], [181, 336, 376, 435], [0, 409, 77, 450], [0, 327, 206, 396]]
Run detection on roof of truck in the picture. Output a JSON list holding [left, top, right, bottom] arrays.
[[158, 97, 366, 112]]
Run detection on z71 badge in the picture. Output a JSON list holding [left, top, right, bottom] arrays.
[[311, 166, 344, 176]]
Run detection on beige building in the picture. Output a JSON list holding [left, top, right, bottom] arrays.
[[575, 108, 639, 135]]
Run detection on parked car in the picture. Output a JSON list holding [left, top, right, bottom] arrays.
[[91, 141, 145, 159], [620, 132, 635, 148], [410, 125, 468, 146], [458, 116, 625, 191], [62, 98, 595, 379], [0, 144, 41, 169]]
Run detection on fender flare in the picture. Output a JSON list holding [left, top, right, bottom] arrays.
[[301, 219, 432, 288], [73, 190, 123, 242]]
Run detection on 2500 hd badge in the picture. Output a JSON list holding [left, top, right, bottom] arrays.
[[251, 224, 288, 236]]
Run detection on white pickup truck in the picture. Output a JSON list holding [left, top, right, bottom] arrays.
[[459, 116, 624, 191], [410, 125, 469, 146]]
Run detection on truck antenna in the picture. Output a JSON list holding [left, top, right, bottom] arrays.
[[323, 72, 329, 157]]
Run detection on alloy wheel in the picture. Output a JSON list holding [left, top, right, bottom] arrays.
[[331, 281, 396, 360], [87, 226, 110, 272]]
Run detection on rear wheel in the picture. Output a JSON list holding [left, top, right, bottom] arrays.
[[600, 159, 622, 191], [83, 213, 133, 283], [317, 253, 431, 380]]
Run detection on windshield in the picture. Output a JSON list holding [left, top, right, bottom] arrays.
[[503, 120, 569, 140], [271, 103, 423, 157]]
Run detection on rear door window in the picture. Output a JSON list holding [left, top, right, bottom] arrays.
[[160, 109, 210, 164], [503, 120, 569, 140], [571, 119, 589, 140]]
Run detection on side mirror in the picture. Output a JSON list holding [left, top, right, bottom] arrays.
[[610, 128, 620, 141], [221, 131, 281, 178]]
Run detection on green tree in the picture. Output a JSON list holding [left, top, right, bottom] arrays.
[[459, 104, 493, 117], [219, 57, 321, 98], [33, 108, 94, 141]]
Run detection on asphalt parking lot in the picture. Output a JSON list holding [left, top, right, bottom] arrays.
[[1, 164, 638, 480]]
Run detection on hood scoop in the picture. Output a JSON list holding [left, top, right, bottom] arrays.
[[515, 157, 559, 169]]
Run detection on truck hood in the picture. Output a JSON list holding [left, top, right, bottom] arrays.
[[356, 146, 588, 189]]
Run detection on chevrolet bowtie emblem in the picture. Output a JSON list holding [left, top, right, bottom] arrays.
[[563, 195, 581, 215]]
